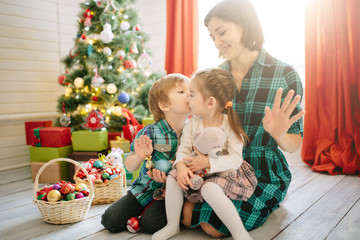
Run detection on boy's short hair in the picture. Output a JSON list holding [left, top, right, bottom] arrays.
[[149, 73, 190, 122]]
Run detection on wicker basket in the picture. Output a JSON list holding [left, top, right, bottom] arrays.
[[74, 167, 126, 205], [33, 158, 94, 224]]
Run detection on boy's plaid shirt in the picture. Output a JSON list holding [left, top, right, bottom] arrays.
[[129, 119, 180, 206]]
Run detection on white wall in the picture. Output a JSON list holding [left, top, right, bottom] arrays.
[[0, 0, 166, 171]]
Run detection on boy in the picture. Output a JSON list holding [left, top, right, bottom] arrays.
[[101, 73, 190, 233]]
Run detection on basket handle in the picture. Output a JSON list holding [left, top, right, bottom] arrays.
[[33, 158, 95, 200]]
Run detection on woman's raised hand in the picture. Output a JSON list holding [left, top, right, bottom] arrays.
[[262, 88, 305, 141]]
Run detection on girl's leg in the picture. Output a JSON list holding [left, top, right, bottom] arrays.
[[200, 182, 252, 240], [152, 175, 183, 240], [140, 199, 166, 233], [101, 190, 143, 232]]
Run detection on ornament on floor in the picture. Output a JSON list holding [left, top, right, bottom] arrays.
[[91, 69, 104, 87], [83, 9, 93, 27], [137, 50, 152, 70], [127, 195, 163, 233], [60, 102, 71, 127], [130, 42, 139, 54], [120, 21, 130, 31], [118, 92, 130, 104], [100, 23, 114, 43], [104, 0, 118, 13], [123, 59, 136, 69], [82, 109, 106, 130]]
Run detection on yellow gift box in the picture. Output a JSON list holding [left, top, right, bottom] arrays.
[[109, 136, 130, 153], [142, 117, 155, 126]]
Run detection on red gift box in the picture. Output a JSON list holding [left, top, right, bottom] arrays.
[[108, 132, 122, 146], [31, 127, 72, 147], [25, 121, 52, 145]]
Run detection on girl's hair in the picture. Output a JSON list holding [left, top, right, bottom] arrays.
[[149, 73, 190, 122], [192, 68, 249, 144], [204, 0, 264, 52]]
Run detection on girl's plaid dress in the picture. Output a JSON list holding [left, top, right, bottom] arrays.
[[191, 49, 304, 233]]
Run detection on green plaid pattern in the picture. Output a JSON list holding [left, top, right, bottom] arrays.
[[130, 119, 179, 206], [191, 49, 304, 233]]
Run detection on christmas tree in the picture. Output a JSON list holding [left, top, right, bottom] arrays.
[[56, 0, 163, 131]]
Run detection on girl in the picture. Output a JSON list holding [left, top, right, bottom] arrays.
[[152, 68, 257, 240]]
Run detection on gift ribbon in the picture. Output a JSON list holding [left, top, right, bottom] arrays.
[[33, 127, 44, 147]]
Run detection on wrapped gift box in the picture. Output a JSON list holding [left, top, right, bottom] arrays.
[[24, 120, 52, 145], [67, 150, 109, 177], [29, 145, 73, 181], [31, 162, 63, 183], [108, 132, 123, 142], [31, 127, 71, 147], [72, 130, 108, 151], [109, 136, 130, 153], [142, 117, 155, 126]]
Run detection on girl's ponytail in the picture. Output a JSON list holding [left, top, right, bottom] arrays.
[[225, 101, 249, 145]]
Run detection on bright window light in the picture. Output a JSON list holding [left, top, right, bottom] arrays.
[[198, 0, 305, 85]]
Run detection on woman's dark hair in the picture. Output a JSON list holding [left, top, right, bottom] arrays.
[[204, 0, 264, 51]]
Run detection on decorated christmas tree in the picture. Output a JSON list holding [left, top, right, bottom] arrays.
[[56, 0, 163, 131]]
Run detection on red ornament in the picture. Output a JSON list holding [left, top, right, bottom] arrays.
[[123, 59, 136, 69], [83, 9, 93, 27], [58, 75, 66, 85], [92, 96, 99, 102], [60, 183, 75, 195], [134, 24, 141, 31], [81, 34, 87, 40], [82, 109, 106, 130], [127, 217, 140, 233]]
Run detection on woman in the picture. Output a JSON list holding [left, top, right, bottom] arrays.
[[181, 0, 305, 238]]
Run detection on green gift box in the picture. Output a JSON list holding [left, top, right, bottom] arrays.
[[72, 130, 108, 151], [110, 136, 130, 153], [29, 145, 73, 180], [142, 117, 155, 127]]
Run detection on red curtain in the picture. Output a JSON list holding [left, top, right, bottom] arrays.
[[302, 0, 360, 175], [165, 0, 198, 77]]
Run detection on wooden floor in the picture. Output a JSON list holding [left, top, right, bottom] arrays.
[[1, 151, 360, 240]]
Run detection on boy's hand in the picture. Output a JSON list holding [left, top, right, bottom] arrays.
[[176, 162, 194, 190], [147, 169, 167, 183], [134, 135, 153, 159], [184, 148, 210, 172]]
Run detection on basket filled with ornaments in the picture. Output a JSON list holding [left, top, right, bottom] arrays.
[[74, 148, 127, 205], [33, 158, 94, 224]]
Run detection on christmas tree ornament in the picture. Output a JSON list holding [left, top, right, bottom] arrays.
[[72, 60, 83, 71], [75, 192, 85, 199], [47, 190, 61, 202], [91, 69, 104, 87], [100, 23, 114, 43], [104, 0, 118, 13], [92, 95, 99, 102], [69, 47, 79, 58], [120, 21, 130, 31], [130, 42, 139, 54], [154, 160, 172, 175], [58, 74, 66, 85], [87, 44, 93, 56], [83, 9, 93, 27], [95, 0, 105, 8], [82, 109, 106, 130], [60, 183, 75, 195], [137, 52, 152, 70], [116, 50, 126, 60], [118, 92, 130, 104], [106, 83, 117, 94], [64, 87, 72, 96], [133, 24, 141, 31], [102, 47, 112, 56], [74, 77, 84, 88], [75, 183, 88, 191], [81, 34, 87, 40], [123, 59, 136, 69], [93, 160, 103, 169], [127, 217, 140, 233], [52, 183, 61, 190], [60, 114, 71, 127], [102, 172, 110, 180], [111, 106, 122, 116]]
